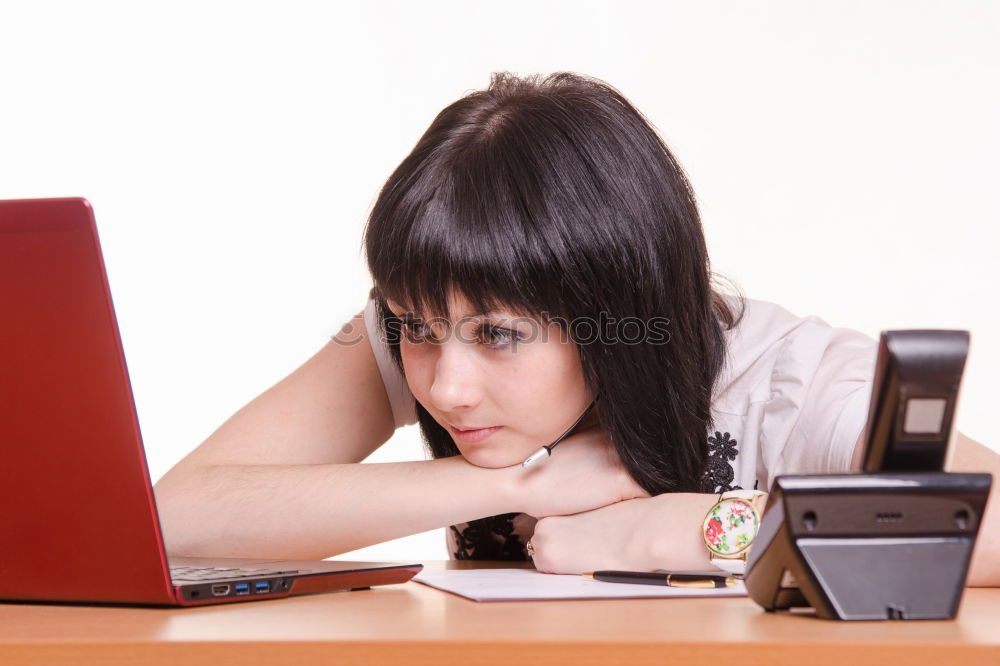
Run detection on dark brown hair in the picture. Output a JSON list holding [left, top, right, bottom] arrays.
[[365, 72, 743, 494]]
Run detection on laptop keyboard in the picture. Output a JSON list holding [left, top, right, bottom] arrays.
[[170, 566, 302, 583]]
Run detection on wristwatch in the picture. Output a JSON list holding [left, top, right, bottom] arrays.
[[701, 489, 767, 577]]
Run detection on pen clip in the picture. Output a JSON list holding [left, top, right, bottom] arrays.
[[665, 574, 737, 589]]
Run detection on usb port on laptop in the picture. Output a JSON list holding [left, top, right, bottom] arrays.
[[234, 583, 250, 595], [255, 581, 270, 593]]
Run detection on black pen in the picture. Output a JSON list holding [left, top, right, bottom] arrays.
[[583, 570, 737, 589]]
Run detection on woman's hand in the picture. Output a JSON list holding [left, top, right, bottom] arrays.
[[509, 426, 649, 519], [528, 492, 731, 574]]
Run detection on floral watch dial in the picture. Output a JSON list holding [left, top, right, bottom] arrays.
[[703, 497, 761, 556]]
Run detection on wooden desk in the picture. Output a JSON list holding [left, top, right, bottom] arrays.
[[1, 562, 998, 665]]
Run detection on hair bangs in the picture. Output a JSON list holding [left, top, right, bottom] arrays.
[[367, 145, 568, 323]]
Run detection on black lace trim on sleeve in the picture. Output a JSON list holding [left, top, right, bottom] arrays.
[[450, 512, 529, 561], [700, 430, 744, 493]]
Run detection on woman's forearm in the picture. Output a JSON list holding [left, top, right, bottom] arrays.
[[640, 493, 724, 571], [154, 426, 648, 561], [154, 458, 519, 559]]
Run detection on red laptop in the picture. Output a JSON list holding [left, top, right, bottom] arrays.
[[0, 198, 422, 606]]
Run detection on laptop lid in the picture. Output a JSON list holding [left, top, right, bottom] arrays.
[[0, 198, 177, 604], [0, 198, 421, 605]]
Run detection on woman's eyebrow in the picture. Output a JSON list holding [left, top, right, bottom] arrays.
[[385, 299, 526, 322], [452, 307, 517, 319]]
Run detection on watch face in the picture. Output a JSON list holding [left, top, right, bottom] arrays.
[[703, 497, 760, 557]]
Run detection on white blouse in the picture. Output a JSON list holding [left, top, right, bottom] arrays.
[[362, 295, 877, 494]]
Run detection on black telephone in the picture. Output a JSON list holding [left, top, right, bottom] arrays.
[[744, 330, 992, 620]]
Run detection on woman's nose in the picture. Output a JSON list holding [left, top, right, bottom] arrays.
[[427, 340, 482, 412]]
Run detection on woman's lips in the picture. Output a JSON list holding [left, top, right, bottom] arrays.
[[448, 424, 502, 444]]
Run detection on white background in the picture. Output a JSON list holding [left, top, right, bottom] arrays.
[[2, 1, 997, 562]]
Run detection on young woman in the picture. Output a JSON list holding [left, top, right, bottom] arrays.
[[154, 73, 1000, 584]]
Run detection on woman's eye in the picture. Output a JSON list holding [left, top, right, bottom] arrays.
[[479, 325, 519, 348], [399, 319, 520, 348]]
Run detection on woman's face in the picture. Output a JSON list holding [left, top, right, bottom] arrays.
[[387, 292, 594, 468]]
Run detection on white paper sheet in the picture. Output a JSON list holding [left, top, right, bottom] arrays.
[[413, 568, 748, 602]]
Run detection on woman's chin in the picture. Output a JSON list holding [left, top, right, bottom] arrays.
[[457, 443, 526, 469]]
